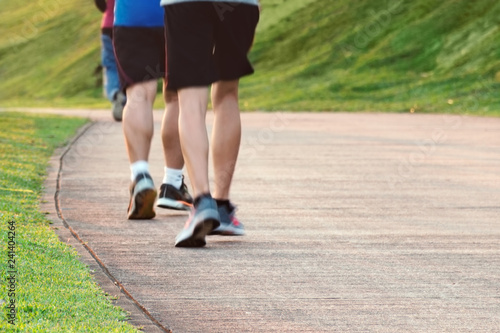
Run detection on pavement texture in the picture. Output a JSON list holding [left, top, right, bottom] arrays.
[[35, 109, 500, 332]]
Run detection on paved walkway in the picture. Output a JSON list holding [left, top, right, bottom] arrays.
[[37, 109, 500, 332]]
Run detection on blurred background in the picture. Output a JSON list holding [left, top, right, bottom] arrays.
[[0, 0, 499, 115]]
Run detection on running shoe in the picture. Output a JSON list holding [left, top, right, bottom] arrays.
[[127, 173, 157, 220], [112, 91, 126, 122], [157, 177, 193, 211], [175, 194, 220, 247], [209, 201, 245, 236]]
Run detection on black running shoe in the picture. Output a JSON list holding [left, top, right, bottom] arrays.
[[127, 173, 157, 220], [175, 194, 220, 248], [209, 202, 245, 236], [157, 177, 193, 211]]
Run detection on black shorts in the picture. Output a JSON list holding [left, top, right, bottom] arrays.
[[163, 2, 259, 90], [113, 26, 166, 90]]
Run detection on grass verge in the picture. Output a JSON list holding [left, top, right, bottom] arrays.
[[0, 112, 139, 332]]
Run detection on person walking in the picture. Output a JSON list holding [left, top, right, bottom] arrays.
[[113, 0, 193, 220], [161, 0, 260, 247], [94, 0, 126, 121]]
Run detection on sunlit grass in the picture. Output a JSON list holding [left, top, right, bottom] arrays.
[[0, 112, 139, 332]]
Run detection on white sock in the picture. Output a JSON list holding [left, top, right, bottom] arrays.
[[130, 160, 150, 181], [163, 167, 183, 189]]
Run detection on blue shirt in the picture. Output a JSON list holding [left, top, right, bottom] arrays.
[[114, 0, 164, 27]]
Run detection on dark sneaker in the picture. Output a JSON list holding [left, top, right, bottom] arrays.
[[209, 202, 245, 236], [175, 195, 220, 248], [127, 173, 157, 220], [112, 91, 126, 122], [157, 178, 193, 211]]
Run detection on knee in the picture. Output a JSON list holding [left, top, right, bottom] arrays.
[[126, 81, 157, 105], [212, 80, 239, 108]]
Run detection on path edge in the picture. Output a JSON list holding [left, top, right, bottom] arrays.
[[41, 120, 170, 333]]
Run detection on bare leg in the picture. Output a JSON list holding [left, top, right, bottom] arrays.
[[177, 87, 210, 197], [162, 85, 184, 169], [123, 80, 158, 220], [122, 80, 158, 163], [211, 80, 241, 200]]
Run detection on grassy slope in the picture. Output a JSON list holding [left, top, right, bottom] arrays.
[[0, 113, 138, 332], [1, 0, 500, 115], [0, 0, 104, 107], [243, 0, 500, 115]]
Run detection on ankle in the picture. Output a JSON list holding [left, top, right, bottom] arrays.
[[214, 199, 230, 208], [193, 193, 212, 207]]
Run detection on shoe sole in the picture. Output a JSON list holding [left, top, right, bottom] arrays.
[[175, 209, 220, 248], [128, 187, 157, 220], [209, 225, 245, 236], [157, 197, 192, 211]]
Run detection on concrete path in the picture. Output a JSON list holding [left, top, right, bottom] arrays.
[[37, 109, 500, 332]]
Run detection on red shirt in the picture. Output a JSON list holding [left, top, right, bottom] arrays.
[[101, 0, 115, 29]]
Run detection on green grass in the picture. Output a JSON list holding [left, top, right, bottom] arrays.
[[0, 0, 105, 107], [241, 0, 500, 115], [0, 112, 139, 332], [1, 0, 500, 115]]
